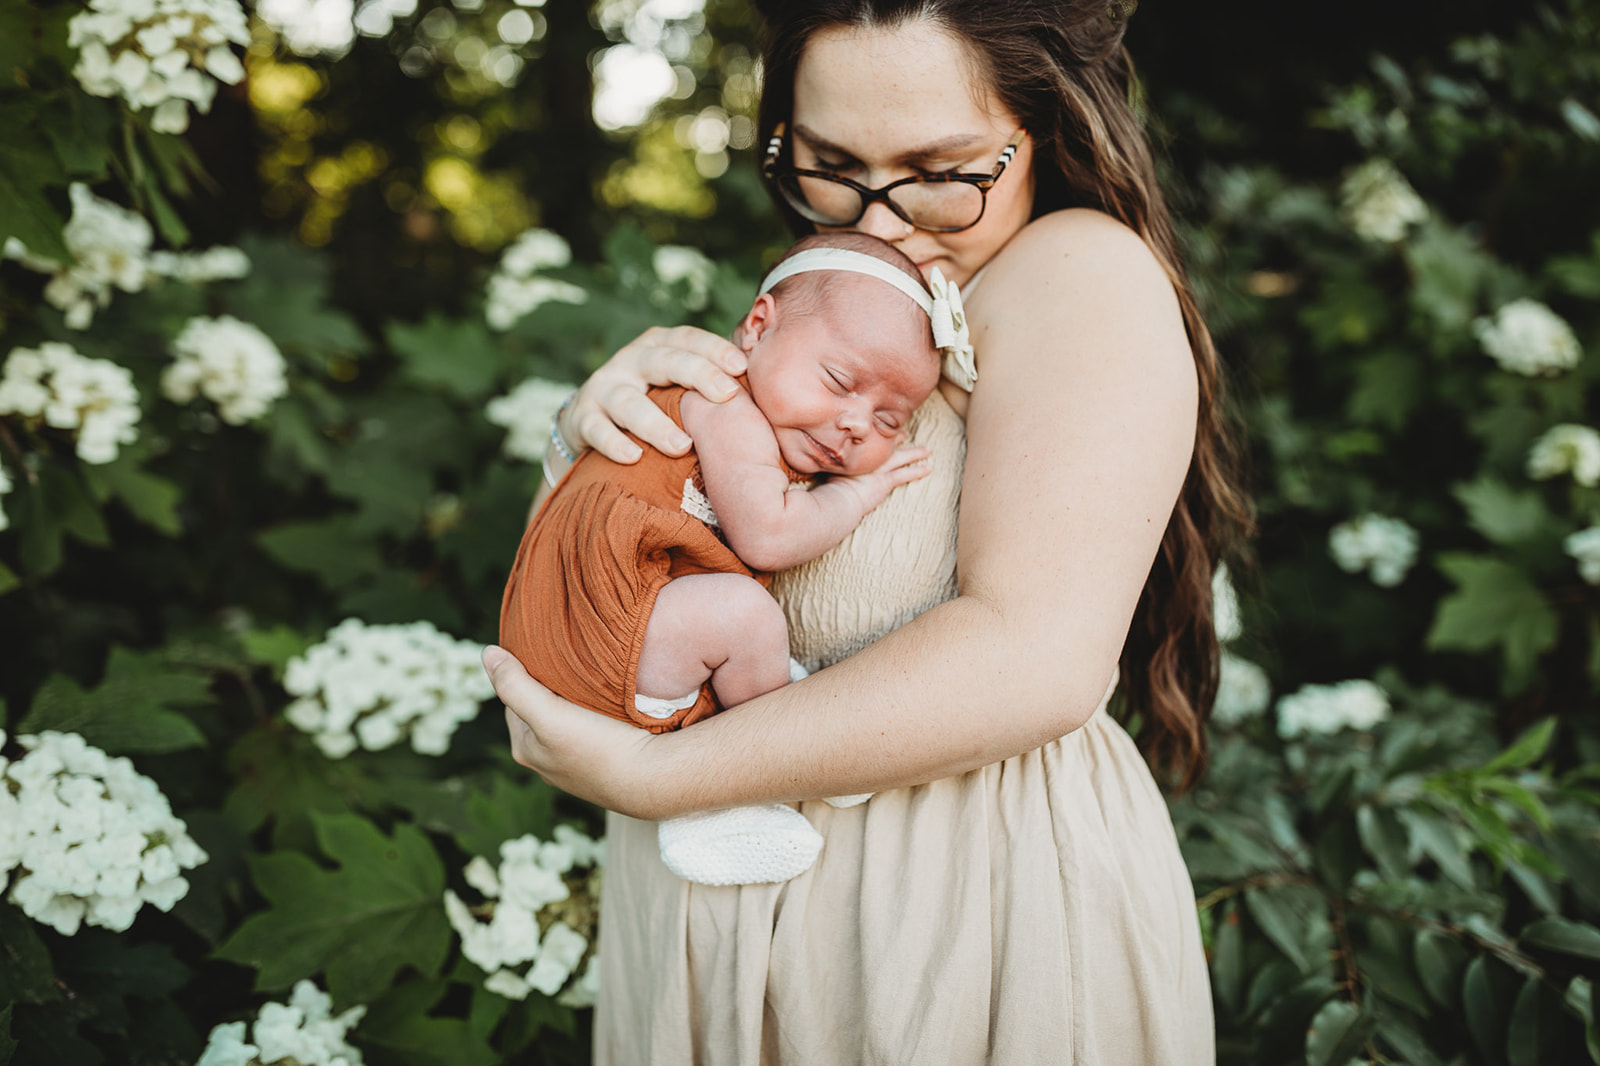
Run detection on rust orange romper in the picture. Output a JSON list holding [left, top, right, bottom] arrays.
[[499, 384, 804, 734]]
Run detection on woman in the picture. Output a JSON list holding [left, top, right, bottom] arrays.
[[483, 1, 1249, 1061]]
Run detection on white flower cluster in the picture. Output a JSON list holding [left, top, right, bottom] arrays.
[[0, 342, 141, 464], [196, 980, 365, 1066], [283, 619, 495, 758], [163, 315, 289, 424], [1212, 563, 1243, 642], [1276, 680, 1390, 740], [444, 826, 604, 1006], [1475, 299, 1583, 377], [1328, 513, 1420, 587], [148, 245, 252, 284], [68, 0, 249, 135], [485, 229, 587, 331], [2, 184, 251, 329], [1340, 158, 1428, 243], [1214, 652, 1272, 726], [0, 730, 207, 935], [484, 377, 574, 462], [653, 245, 716, 311], [1565, 527, 1600, 585], [0, 463, 12, 533], [1527, 424, 1600, 487]]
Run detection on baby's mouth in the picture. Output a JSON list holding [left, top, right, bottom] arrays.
[[804, 432, 844, 470]]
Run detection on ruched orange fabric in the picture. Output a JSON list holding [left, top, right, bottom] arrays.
[[499, 385, 785, 733]]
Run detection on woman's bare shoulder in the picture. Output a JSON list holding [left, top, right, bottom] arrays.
[[982, 208, 1176, 302]]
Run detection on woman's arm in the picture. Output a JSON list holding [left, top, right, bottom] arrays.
[[492, 209, 1199, 819]]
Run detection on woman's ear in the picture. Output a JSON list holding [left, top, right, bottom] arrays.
[[734, 293, 778, 352]]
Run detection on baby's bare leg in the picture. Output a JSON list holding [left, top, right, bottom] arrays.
[[637, 573, 791, 709]]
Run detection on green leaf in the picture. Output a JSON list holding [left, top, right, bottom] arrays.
[[1357, 805, 1412, 879], [0, 903, 59, 1006], [12, 464, 112, 577], [1404, 218, 1494, 335], [1305, 999, 1370, 1066], [258, 517, 385, 589], [1484, 718, 1557, 773], [1246, 884, 1333, 975], [359, 976, 502, 1066], [1415, 929, 1468, 1009], [1452, 477, 1552, 546], [1565, 977, 1599, 1065], [221, 234, 367, 362], [1508, 976, 1541, 1066], [0, 561, 18, 598], [0, 108, 69, 262], [81, 458, 183, 536], [1520, 917, 1600, 961], [1427, 554, 1559, 687], [240, 625, 311, 678], [223, 725, 364, 847], [389, 313, 508, 401], [457, 773, 558, 860], [214, 811, 449, 1007], [18, 646, 210, 754], [0, 1004, 15, 1066], [1465, 956, 1509, 1064], [1212, 901, 1245, 1017]]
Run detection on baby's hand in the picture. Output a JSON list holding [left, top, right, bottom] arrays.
[[836, 446, 932, 514]]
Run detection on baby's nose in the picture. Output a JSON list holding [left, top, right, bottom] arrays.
[[836, 402, 870, 440]]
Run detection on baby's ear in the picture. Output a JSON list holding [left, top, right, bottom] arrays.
[[737, 293, 779, 350]]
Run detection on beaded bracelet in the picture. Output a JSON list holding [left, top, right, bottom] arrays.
[[549, 392, 579, 463]]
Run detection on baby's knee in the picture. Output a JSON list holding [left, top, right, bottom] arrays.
[[714, 577, 788, 651]]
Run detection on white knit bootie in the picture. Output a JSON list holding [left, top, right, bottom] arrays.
[[658, 804, 823, 885]]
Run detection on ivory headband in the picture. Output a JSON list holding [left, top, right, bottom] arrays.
[[755, 248, 977, 390]]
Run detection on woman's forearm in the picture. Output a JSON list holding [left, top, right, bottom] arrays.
[[639, 589, 1121, 816]]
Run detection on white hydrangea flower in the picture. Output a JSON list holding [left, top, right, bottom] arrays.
[[1340, 158, 1427, 243], [68, 0, 249, 135], [1276, 680, 1391, 740], [445, 826, 604, 1002], [162, 315, 288, 424], [484, 377, 574, 462], [1475, 299, 1583, 377], [1212, 563, 1242, 642], [485, 229, 586, 331], [1213, 652, 1271, 727], [147, 245, 251, 283], [195, 980, 365, 1066], [1527, 424, 1600, 487], [282, 619, 494, 758], [1565, 526, 1600, 585], [653, 245, 716, 310], [500, 229, 572, 275], [0, 463, 12, 533], [1328, 513, 1420, 587], [3, 184, 153, 329], [0, 731, 207, 935], [0, 342, 141, 464]]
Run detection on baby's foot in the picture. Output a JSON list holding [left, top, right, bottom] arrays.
[[658, 804, 823, 886]]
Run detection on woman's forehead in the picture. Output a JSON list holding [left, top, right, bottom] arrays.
[[791, 22, 1011, 149]]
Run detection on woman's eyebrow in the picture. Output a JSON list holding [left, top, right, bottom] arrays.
[[793, 124, 988, 164]]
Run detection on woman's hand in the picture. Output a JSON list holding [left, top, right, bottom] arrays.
[[563, 326, 748, 463], [485, 645, 667, 818]]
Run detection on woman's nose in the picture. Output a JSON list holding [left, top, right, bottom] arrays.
[[854, 201, 911, 243]]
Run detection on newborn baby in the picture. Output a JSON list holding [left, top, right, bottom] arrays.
[[500, 231, 947, 885]]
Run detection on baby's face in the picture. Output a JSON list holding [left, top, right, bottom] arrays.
[[741, 281, 940, 476]]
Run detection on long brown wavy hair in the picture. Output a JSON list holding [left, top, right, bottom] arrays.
[[754, 0, 1254, 789]]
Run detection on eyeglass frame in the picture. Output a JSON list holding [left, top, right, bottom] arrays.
[[761, 122, 1028, 234]]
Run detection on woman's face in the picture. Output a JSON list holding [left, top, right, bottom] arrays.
[[790, 20, 1036, 289]]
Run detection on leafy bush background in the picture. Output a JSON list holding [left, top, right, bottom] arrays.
[[1, 1, 1598, 1063]]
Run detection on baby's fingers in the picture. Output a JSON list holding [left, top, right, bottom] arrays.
[[875, 445, 932, 473]]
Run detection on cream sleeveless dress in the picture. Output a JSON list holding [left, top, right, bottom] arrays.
[[593, 327, 1216, 1064]]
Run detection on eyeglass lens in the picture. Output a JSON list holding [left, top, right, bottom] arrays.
[[778, 173, 985, 231]]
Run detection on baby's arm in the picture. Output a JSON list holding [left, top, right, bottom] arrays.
[[680, 390, 928, 572]]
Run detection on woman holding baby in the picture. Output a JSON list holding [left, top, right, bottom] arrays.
[[482, 0, 1248, 1061]]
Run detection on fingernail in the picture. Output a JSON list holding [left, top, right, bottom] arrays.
[[669, 432, 691, 453], [622, 445, 643, 463], [727, 352, 748, 372], [714, 374, 739, 399], [482, 645, 510, 671]]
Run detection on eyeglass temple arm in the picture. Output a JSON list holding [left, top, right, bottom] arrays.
[[763, 121, 787, 175]]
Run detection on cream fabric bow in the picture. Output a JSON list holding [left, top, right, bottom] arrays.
[[928, 267, 976, 392]]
